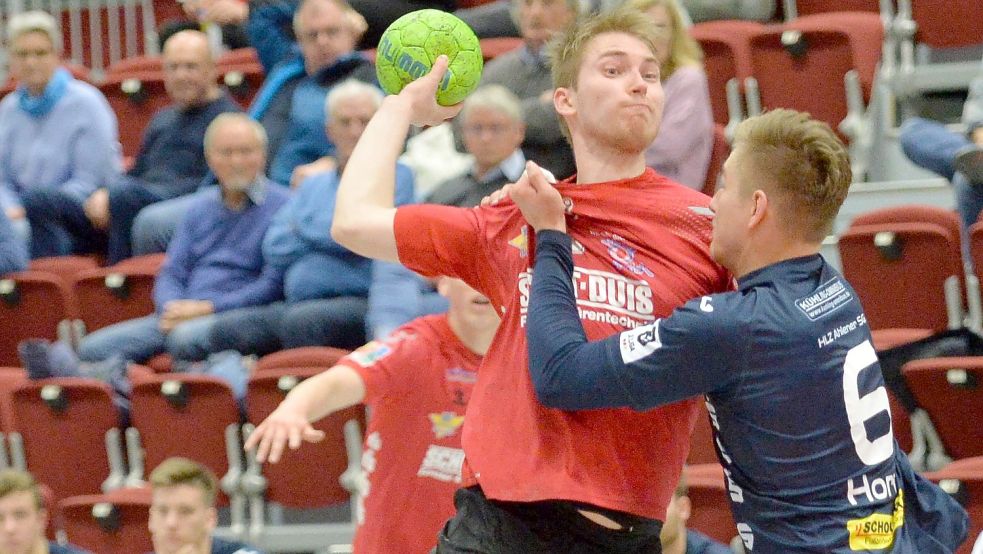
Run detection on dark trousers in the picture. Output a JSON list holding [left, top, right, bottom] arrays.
[[435, 486, 663, 554], [22, 187, 105, 258]]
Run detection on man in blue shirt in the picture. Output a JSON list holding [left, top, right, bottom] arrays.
[[77, 113, 289, 365], [208, 79, 414, 355], [0, 211, 28, 276], [512, 109, 970, 553], [0, 469, 89, 554], [83, 29, 242, 264], [148, 457, 263, 554]]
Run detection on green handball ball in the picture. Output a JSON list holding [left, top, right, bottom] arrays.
[[376, 9, 483, 106]]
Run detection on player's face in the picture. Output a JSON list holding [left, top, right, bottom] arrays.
[[560, 32, 664, 155], [517, 0, 575, 50], [327, 94, 378, 163], [162, 33, 217, 109], [9, 32, 59, 96], [148, 485, 217, 554], [709, 148, 754, 272], [297, 0, 357, 74], [461, 106, 525, 171], [206, 119, 267, 194], [440, 278, 499, 332], [0, 491, 46, 554]]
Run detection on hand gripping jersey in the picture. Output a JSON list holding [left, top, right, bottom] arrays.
[[394, 169, 732, 520], [527, 233, 970, 553], [339, 315, 481, 554]]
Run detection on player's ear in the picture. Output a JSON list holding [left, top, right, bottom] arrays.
[[748, 189, 768, 230], [554, 87, 575, 117]]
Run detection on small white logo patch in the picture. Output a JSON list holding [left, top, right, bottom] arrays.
[[619, 321, 662, 364]]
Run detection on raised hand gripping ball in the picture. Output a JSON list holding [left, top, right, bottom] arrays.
[[375, 9, 483, 106]]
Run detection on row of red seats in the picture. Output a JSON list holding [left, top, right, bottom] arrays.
[[0, 254, 164, 367]]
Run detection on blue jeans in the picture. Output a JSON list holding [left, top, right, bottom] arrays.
[[21, 187, 106, 258], [900, 117, 983, 230], [131, 192, 202, 256], [209, 297, 368, 355], [78, 313, 216, 363]]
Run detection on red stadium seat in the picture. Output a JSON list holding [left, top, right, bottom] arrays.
[[60, 487, 154, 553], [129, 374, 241, 504], [0, 368, 27, 433], [785, 12, 883, 102], [104, 55, 163, 79], [255, 346, 350, 373], [790, 0, 880, 15], [683, 464, 737, 544], [924, 456, 983, 554], [99, 71, 171, 158], [73, 266, 156, 334], [688, 400, 719, 465], [902, 357, 983, 460], [0, 272, 76, 366], [702, 124, 729, 197], [479, 37, 523, 61], [10, 378, 121, 501], [112, 253, 166, 273], [29, 256, 101, 286], [246, 367, 365, 508], [688, 20, 763, 125], [904, 0, 983, 50], [838, 206, 964, 332]]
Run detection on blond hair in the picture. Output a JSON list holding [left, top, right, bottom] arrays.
[[626, 0, 703, 78], [7, 10, 61, 52], [0, 469, 44, 510], [149, 457, 218, 507], [733, 109, 852, 242], [547, 7, 661, 142]]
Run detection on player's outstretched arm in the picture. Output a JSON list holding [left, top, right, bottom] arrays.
[[332, 56, 463, 262], [244, 365, 366, 463]]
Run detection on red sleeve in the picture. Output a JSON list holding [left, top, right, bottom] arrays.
[[337, 332, 422, 405], [394, 204, 503, 303]]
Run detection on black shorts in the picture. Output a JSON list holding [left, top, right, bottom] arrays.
[[434, 486, 663, 554]]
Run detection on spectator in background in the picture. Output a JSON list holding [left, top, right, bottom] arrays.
[[428, 85, 526, 206], [78, 114, 289, 365], [0, 11, 119, 258], [159, 0, 251, 51], [478, 0, 579, 180], [0, 469, 89, 554], [0, 211, 28, 276], [84, 30, 242, 264], [128, 0, 376, 257], [660, 476, 733, 554], [149, 457, 263, 554], [209, 80, 414, 355], [900, 55, 983, 236], [244, 277, 499, 554], [632, 0, 713, 190]]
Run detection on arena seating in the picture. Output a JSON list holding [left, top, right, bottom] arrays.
[[702, 124, 729, 197], [0, 272, 76, 366], [688, 20, 762, 128], [9, 378, 122, 501], [682, 464, 738, 545], [902, 357, 983, 460], [255, 346, 350, 373], [60, 487, 155, 553], [73, 265, 156, 334], [925, 456, 983, 554]]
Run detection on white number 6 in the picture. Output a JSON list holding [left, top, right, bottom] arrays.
[[843, 340, 894, 466]]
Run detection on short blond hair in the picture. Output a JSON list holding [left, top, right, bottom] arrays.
[[733, 109, 852, 242], [548, 7, 662, 142], [0, 469, 44, 511], [626, 0, 703, 78], [461, 84, 523, 125], [149, 457, 218, 507]]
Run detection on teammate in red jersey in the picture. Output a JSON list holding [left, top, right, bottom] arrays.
[[330, 7, 731, 553], [245, 278, 498, 553]]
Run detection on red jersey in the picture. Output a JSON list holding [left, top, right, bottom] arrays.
[[394, 169, 731, 520], [341, 314, 481, 554]]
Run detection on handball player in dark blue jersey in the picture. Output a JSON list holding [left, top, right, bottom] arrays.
[[506, 109, 969, 553]]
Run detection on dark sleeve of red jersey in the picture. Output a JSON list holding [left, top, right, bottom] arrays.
[[393, 204, 500, 298]]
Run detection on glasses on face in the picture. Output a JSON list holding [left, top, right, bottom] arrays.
[[300, 26, 346, 43], [463, 123, 512, 136], [11, 48, 53, 60]]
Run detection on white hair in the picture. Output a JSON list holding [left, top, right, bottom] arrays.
[[6, 11, 61, 52], [203, 113, 268, 152], [324, 79, 384, 117], [460, 85, 524, 125]]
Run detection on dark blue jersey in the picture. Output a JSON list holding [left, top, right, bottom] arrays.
[[526, 231, 968, 553]]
